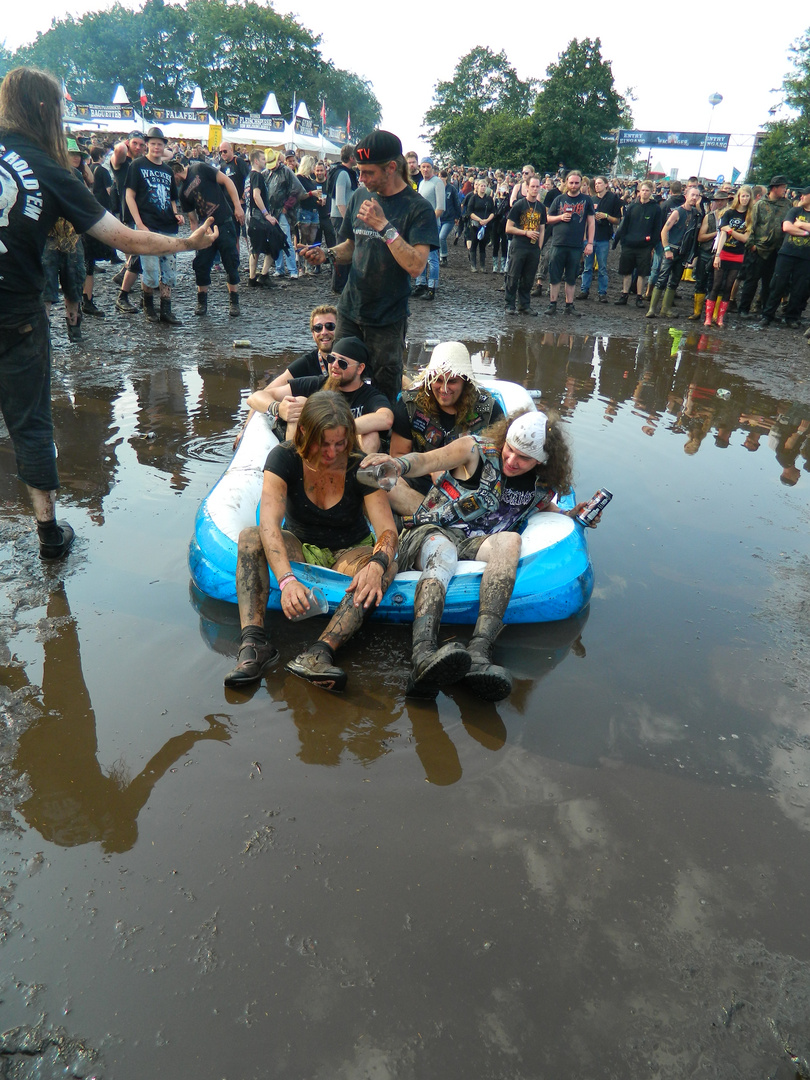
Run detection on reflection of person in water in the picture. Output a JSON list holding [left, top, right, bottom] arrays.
[[12, 587, 230, 853]]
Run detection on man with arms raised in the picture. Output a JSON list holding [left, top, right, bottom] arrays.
[[300, 130, 439, 406]]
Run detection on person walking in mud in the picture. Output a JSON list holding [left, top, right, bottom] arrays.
[[0, 66, 218, 562], [361, 409, 600, 701]]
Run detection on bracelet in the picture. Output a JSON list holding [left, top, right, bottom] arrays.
[[367, 552, 389, 572], [278, 573, 296, 591], [324, 247, 337, 267], [269, 401, 280, 417], [394, 455, 411, 476]]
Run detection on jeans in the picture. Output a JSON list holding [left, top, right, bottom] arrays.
[[505, 244, 541, 311], [762, 253, 810, 322], [0, 311, 59, 491], [193, 218, 240, 287], [438, 221, 455, 259], [334, 311, 406, 407], [416, 247, 440, 288], [580, 239, 610, 295], [275, 215, 297, 275]]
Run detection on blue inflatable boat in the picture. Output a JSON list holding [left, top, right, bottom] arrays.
[[188, 380, 594, 624]]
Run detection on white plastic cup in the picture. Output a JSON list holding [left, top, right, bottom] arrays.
[[289, 587, 329, 621]]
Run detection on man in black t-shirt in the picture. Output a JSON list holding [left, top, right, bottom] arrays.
[[109, 131, 147, 311], [579, 176, 621, 301], [757, 189, 810, 329], [249, 336, 393, 453], [505, 177, 547, 315], [545, 170, 595, 317], [171, 158, 244, 317], [299, 130, 438, 406], [126, 127, 184, 325], [0, 67, 218, 564]]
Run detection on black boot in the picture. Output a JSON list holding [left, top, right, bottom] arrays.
[[229, 293, 240, 317], [142, 293, 160, 323], [82, 294, 105, 317], [614, 292, 629, 306], [194, 291, 208, 316], [224, 628, 279, 687], [66, 315, 82, 342], [115, 290, 138, 314], [37, 520, 75, 560], [159, 296, 183, 326], [406, 579, 471, 698], [459, 614, 513, 701]]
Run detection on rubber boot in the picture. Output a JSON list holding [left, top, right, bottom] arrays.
[[703, 299, 716, 327], [469, 250, 477, 273], [142, 292, 159, 323], [159, 296, 182, 326], [406, 579, 471, 698], [716, 300, 730, 328], [229, 292, 240, 317], [659, 288, 675, 319], [194, 291, 208, 316], [712, 295, 723, 323], [688, 293, 706, 320], [645, 287, 663, 319], [459, 615, 513, 702], [66, 315, 82, 343]]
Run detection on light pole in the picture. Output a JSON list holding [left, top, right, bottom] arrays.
[[698, 92, 723, 179]]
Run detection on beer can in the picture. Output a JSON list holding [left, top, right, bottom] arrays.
[[233, 339, 252, 348], [576, 488, 612, 526]]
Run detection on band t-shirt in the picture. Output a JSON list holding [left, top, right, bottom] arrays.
[[718, 207, 747, 261], [177, 162, 232, 226], [779, 206, 810, 260], [126, 157, 179, 233], [338, 184, 439, 326], [548, 192, 595, 247], [263, 442, 371, 549], [0, 131, 106, 325], [506, 198, 548, 250], [288, 376, 390, 421]]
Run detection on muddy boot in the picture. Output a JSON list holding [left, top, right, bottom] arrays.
[[614, 292, 629, 305], [716, 300, 730, 328], [703, 299, 716, 327], [142, 292, 160, 323], [160, 296, 183, 326], [469, 250, 477, 273], [646, 287, 663, 319], [194, 291, 208, 316], [229, 292, 240, 317], [688, 292, 706, 320], [406, 579, 471, 698], [66, 315, 82, 343], [115, 290, 138, 314], [37, 521, 75, 560], [224, 628, 280, 687], [659, 289, 675, 319], [286, 640, 347, 692], [82, 294, 105, 317], [459, 615, 513, 702]]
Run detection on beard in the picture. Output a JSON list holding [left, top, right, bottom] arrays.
[[325, 373, 343, 391]]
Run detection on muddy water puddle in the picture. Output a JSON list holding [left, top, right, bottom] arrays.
[[1, 323, 810, 1079]]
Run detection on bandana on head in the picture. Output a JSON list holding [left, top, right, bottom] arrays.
[[506, 411, 548, 464]]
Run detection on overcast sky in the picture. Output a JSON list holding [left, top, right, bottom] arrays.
[[6, 0, 804, 180]]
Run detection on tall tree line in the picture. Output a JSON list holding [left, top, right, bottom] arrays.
[[3, 0, 381, 135], [749, 29, 810, 184]]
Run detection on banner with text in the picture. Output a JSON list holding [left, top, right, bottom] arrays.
[[617, 130, 730, 151]]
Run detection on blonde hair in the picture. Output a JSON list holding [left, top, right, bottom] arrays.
[[297, 155, 315, 177]]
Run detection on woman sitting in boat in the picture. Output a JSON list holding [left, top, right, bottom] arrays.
[[362, 408, 597, 702], [224, 391, 398, 692], [387, 341, 504, 514]]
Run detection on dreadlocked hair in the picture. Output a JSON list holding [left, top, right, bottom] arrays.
[[483, 405, 573, 495]]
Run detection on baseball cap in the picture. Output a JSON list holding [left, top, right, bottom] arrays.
[[354, 130, 402, 165]]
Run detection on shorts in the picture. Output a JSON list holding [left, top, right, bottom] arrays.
[[549, 245, 582, 286], [619, 246, 653, 277], [297, 208, 319, 226], [293, 531, 373, 568], [140, 229, 178, 288], [396, 523, 485, 571]]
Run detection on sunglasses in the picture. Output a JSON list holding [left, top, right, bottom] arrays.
[[312, 322, 336, 332], [329, 355, 356, 370]]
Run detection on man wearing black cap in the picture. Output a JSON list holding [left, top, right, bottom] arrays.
[[738, 175, 792, 318], [299, 130, 439, 406], [246, 336, 394, 453], [125, 127, 184, 325]]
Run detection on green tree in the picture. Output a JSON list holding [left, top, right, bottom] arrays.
[[424, 46, 536, 161], [471, 114, 541, 171], [749, 29, 810, 184], [534, 38, 630, 174]]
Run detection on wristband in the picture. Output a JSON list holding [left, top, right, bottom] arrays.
[[278, 573, 296, 591], [367, 552, 389, 572], [269, 401, 280, 417], [663, 245, 672, 252], [394, 455, 411, 476]]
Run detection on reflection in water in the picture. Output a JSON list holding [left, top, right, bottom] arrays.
[[11, 587, 231, 853], [191, 585, 587, 785]]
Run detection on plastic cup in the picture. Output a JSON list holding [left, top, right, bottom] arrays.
[[289, 587, 329, 621]]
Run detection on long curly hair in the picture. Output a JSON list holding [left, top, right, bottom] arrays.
[[413, 377, 481, 428], [484, 406, 573, 494], [0, 68, 70, 169]]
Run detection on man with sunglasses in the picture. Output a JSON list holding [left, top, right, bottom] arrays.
[[266, 305, 338, 390], [249, 336, 393, 453]]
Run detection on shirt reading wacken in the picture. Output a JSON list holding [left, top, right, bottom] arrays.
[[0, 131, 105, 326], [338, 184, 439, 326], [506, 198, 548, 250], [126, 156, 179, 234], [176, 161, 232, 226]]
